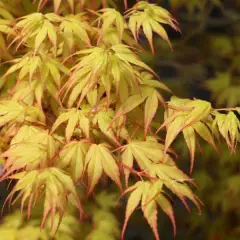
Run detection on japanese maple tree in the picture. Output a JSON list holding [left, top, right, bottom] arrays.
[[0, 1, 239, 240]]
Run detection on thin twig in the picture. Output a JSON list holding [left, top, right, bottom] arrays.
[[215, 108, 240, 111]]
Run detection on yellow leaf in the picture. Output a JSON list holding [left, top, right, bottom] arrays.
[[34, 24, 48, 52], [141, 183, 159, 240], [164, 116, 185, 155], [85, 144, 121, 194], [0, 100, 25, 127], [184, 100, 212, 127], [66, 110, 78, 142], [142, 20, 154, 53], [113, 94, 147, 122], [98, 144, 122, 190], [85, 144, 103, 194], [121, 147, 133, 187], [193, 121, 217, 152], [122, 182, 143, 240], [58, 141, 89, 181], [156, 194, 176, 236], [144, 90, 158, 137], [182, 126, 196, 173]]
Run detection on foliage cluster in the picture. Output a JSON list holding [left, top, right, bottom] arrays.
[[0, 0, 239, 239]]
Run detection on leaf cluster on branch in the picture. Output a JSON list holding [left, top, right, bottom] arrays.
[[0, 0, 239, 239]]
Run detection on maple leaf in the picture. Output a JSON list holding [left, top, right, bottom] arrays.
[[213, 111, 240, 153], [96, 26, 139, 47], [93, 109, 122, 146], [60, 13, 91, 52], [0, 100, 25, 127], [51, 108, 90, 142], [57, 140, 89, 182], [1, 126, 60, 179], [121, 139, 178, 185], [125, 1, 179, 53], [1, 51, 69, 103], [0, 100, 45, 127], [12, 13, 62, 53], [92, 8, 126, 41], [85, 143, 122, 194], [61, 44, 154, 107], [122, 180, 177, 240], [155, 96, 217, 171], [4, 168, 83, 230]]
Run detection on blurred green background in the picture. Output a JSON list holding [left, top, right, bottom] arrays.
[[127, 0, 240, 239]]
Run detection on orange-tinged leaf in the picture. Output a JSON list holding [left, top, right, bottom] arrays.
[[113, 94, 147, 121], [0, 100, 25, 127], [142, 189, 159, 240], [95, 111, 120, 146], [58, 141, 89, 181], [121, 140, 166, 175], [184, 100, 212, 127], [153, 162, 190, 182], [193, 122, 217, 152], [142, 20, 154, 53], [78, 111, 90, 139], [156, 194, 176, 236], [224, 112, 239, 152], [165, 181, 201, 213], [4, 168, 83, 230], [122, 182, 143, 240], [182, 126, 196, 173], [51, 109, 89, 141], [142, 79, 171, 93], [150, 19, 172, 49], [98, 144, 122, 190], [85, 144, 103, 195], [67, 0, 74, 12], [130, 140, 165, 163], [121, 147, 133, 187], [46, 21, 57, 53], [96, 8, 125, 40], [1, 128, 59, 179], [85, 144, 121, 194], [113, 46, 154, 74], [54, 0, 61, 12], [51, 111, 71, 134], [126, 2, 179, 50], [34, 25, 48, 53], [164, 116, 185, 156], [144, 90, 159, 137]]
